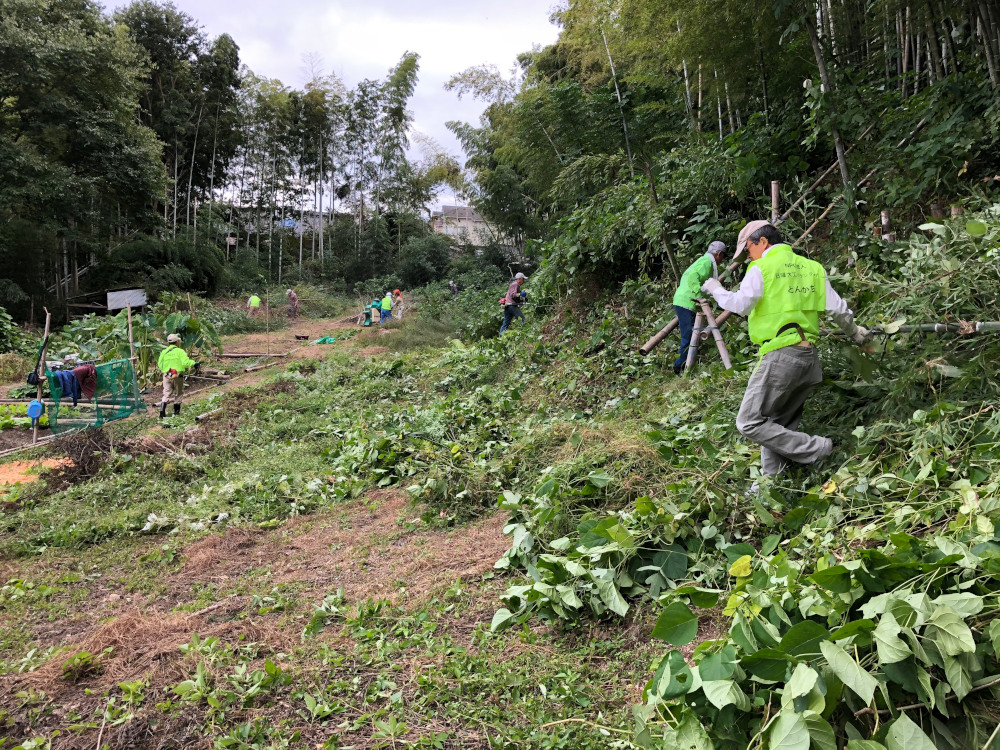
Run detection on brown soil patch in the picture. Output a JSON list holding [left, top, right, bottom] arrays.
[[178, 490, 509, 607], [356, 345, 389, 356], [0, 457, 71, 488]]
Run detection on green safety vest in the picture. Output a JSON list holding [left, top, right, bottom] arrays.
[[748, 245, 826, 357], [382, 295, 392, 311], [248, 295, 261, 308], [672, 254, 715, 309], [158, 344, 196, 374]]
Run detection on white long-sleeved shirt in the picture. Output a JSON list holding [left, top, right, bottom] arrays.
[[706, 247, 859, 335]]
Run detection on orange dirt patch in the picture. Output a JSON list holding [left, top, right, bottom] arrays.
[[0, 458, 72, 488], [356, 345, 389, 356], [177, 490, 509, 607]]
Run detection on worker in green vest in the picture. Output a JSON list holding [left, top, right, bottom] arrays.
[[672, 240, 727, 374], [247, 293, 261, 317], [156, 333, 197, 419], [379, 291, 393, 324], [700, 220, 869, 489]]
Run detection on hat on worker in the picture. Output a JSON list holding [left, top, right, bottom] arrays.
[[514, 272, 527, 280], [735, 220, 773, 260], [707, 240, 726, 256], [166, 333, 182, 344], [393, 289, 400, 294], [285, 289, 293, 295]]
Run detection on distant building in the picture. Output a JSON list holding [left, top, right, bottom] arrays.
[[430, 205, 492, 247]]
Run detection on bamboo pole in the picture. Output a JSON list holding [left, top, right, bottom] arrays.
[[126, 303, 136, 362], [33, 310, 51, 446], [771, 181, 780, 222], [265, 288, 270, 357]]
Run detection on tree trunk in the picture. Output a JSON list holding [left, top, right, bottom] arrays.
[[186, 104, 204, 231], [172, 146, 179, 238], [696, 65, 703, 132], [758, 50, 770, 126], [806, 12, 852, 189], [725, 82, 736, 133], [601, 28, 635, 175], [923, 8, 945, 80], [980, 11, 1000, 88]]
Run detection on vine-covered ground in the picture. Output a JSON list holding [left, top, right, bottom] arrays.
[[2, 209, 1000, 749]]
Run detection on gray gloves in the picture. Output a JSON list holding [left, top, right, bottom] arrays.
[[851, 326, 870, 345]]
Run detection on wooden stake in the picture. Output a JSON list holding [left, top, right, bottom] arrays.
[[771, 181, 780, 222], [685, 311, 705, 370], [697, 298, 732, 370], [265, 289, 270, 357], [126, 303, 136, 362], [33, 310, 51, 446]]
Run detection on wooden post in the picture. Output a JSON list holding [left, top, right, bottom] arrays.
[[33, 310, 51, 446], [126, 303, 136, 362], [771, 181, 780, 222], [881, 210, 894, 242], [697, 299, 732, 370], [685, 311, 704, 370], [265, 289, 270, 357]]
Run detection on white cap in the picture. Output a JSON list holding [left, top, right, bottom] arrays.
[[515, 272, 527, 280], [166, 333, 182, 344], [286, 289, 293, 294], [735, 220, 772, 259]]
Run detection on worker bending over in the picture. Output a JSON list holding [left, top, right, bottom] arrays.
[[286, 289, 299, 320], [700, 220, 868, 486], [672, 240, 727, 374], [157, 333, 196, 419], [247, 293, 261, 317]]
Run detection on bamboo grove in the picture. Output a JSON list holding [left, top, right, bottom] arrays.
[[0, 0, 465, 321], [448, 0, 1000, 284]]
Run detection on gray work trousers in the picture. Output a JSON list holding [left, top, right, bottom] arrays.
[[736, 345, 827, 476]]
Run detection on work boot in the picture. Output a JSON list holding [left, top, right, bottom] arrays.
[[173, 404, 181, 416], [158, 404, 166, 419]]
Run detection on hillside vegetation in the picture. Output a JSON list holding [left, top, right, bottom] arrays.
[[0, 206, 997, 749]]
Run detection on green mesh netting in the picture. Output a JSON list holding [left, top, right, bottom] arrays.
[[46, 359, 144, 435]]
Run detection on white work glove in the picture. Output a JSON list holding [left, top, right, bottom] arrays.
[[701, 278, 723, 295], [851, 326, 870, 345]]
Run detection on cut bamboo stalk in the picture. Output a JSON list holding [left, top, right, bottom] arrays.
[[33, 310, 51, 446]]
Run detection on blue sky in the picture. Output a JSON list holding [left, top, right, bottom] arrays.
[[103, 0, 561, 170]]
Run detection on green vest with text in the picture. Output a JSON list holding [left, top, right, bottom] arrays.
[[248, 295, 261, 308], [748, 245, 826, 357], [382, 295, 392, 311]]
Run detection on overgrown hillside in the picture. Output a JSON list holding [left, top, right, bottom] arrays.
[[1, 207, 998, 748]]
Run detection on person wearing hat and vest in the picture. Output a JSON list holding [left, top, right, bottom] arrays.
[[392, 289, 404, 321], [700, 220, 869, 484], [379, 291, 393, 324], [157, 333, 196, 419], [672, 240, 727, 374], [247, 293, 261, 317], [500, 273, 527, 334]]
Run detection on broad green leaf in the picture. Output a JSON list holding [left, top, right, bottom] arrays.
[[966, 219, 988, 236], [779, 620, 830, 657], [820, 640, 877, 704], [803, 713, 837, 750], [943, 655, 972, 701], [931, 593, 984, 617], [809, 565, 852, 593], [729, 555, 752, 578], [593, 575, 629, 617], [702, 679, 751, 711], [846, 742, 887, 750], [926, 607, 976, 656], [885, 713, 937, 750], [743, 648, 793, 682], [490, 608, 515, 633], [989, 620, 1000, 659], [698, 645, 738, 681], [586, 470, 613, 488], [830, 619, 876, 643], [873, 613, 912, 664], [782, 663, 819, 706], [768, 708, 810, 750], [661, 713, 714, 750], [651, 602, 699, 645], [657, 650, 694, 699]]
